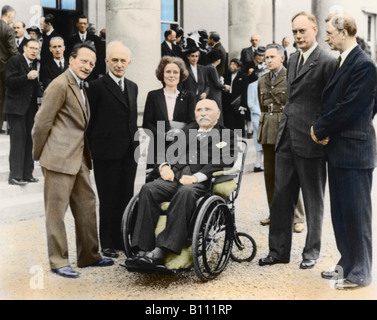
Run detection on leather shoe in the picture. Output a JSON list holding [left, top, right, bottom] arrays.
[[321, 270, 339, 280], [260, 218, 270, 226], [259, 256, 289, 266], [254, 167, 264, 173], [9, 178, 28, 186], [52, 266, 79, 278], [335, 279, 359, 290], [300, 259, 316, 269], [24, 177, 39, 183], [102, 248, 119, 258], [91, 257, 114, 267]]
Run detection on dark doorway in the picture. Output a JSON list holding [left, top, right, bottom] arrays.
[[42, 8, 83, 42]]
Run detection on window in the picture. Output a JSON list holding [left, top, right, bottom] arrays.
[[161, 0, 179, 42], [41, 0, 76, 10]]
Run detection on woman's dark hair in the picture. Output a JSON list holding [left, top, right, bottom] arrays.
[[156, 56, 189, 85]]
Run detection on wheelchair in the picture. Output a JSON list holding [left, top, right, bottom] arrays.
[[121, 140, 257, 281]]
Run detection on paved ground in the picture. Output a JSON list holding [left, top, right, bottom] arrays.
[[0, 124, 377, 301]]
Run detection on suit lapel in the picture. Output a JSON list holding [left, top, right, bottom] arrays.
[[157, 89, 169, 122], [66, 70, 88, 122], [324, 46, 361, 93], [104, 74, 128, 107], [124, 77, 134, 111], [293, 46, 321, 82]]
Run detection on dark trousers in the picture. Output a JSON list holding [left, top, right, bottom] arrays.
[[0, 70, 5, 130], [328, 164, 373, 286], [268, 127, 326, 261], [7, 104, 38, 180], [132, 177, 208, 254], [93, 152, 138, 250]]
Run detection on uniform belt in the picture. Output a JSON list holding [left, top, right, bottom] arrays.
[[261, 104, 283, 113]]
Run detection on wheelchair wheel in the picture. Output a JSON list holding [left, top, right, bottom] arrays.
[[121, 195, 139, 258], [192, 196, 233, 281], [230, 232, 257, 262]]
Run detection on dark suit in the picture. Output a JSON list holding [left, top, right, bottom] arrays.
[[313, 45, 377, 286], [143, 88, 196, 168], [181, 63, 209, 102], [40, 30, 60, 69], [268, 45, 336, 262], [16, 38, 28, 54], [161, 41, 178, 57], [206, 64, 225, 125], [222, 71, 249, 132], [87, 73, 140, 250], [4, 55, 40, 181], [67, 33, 105, 79], [40, 58, 68, 90], [240, 46, 255, 74], [213, 42, 227, 78], [0, 20, 19, 131], [132, 123, 237, 254]]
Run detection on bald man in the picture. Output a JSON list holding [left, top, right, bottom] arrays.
[[128, 99, 238, 272], [86, 41, 140, 258]]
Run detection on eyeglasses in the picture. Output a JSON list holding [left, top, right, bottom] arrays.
[[79, 59, 95, 69]]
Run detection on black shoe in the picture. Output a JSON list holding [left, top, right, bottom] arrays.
[[321, 270, 339, 280], [300, 259, 316, 269], [9, 178, 29, 186], [254, 167, 264, 173], [24, 177, 39, 183], [247, 133, 253, 139], [0, 129, 5, 134], [259, 256, 289, 266], [90, 257, 114, 267], [52, 266, 79, 278], [335, 279, 360, 290], [102, 248, 119, 258]]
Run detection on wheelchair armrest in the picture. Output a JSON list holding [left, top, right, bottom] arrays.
[[212, 168, 240, 184]]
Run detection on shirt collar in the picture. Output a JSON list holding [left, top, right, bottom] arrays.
[[79, 32, 87, 39], [339, 43, 358, 68], [23, 54, 33, 66], [46, 29, 54, 36], [108, 71, 125, 84], [300, 42, 318, 63], [54, 58, 64, 65], [198, 127, 213, 133], [16, 36, 24, 44], [68, 68, 83, 88]]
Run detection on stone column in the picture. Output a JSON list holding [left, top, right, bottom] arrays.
[[312, 0, 345, 53], [106, 0, 161, 119], [228, 0, 273, 61]]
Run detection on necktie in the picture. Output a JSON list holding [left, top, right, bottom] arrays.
[[336, 56, 342, 69], [16, 39, 19, 47], [270, 72, 277, 83], [80, 81, 85, 90], [82, 35, 85, 42], [119, 80, 124, 92], [59, 61, 64, 72], [29, 63, 33, 70], [197, 130, 209, 141], [297, 54, 304, 73]]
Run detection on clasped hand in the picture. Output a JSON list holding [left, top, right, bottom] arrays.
[[27, 70, 39, 81], [310, 126, 330, 146], [160, 166, 198, 185]]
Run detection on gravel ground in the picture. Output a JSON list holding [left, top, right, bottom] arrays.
[[1, 170, 376, 302]]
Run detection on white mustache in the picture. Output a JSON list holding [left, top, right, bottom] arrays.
[[198, 117, 211, 122]]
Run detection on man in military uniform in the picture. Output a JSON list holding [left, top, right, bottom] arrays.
[[257, 43, 305, 231]]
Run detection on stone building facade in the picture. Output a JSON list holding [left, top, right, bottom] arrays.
[[7, 0, 377, 116]]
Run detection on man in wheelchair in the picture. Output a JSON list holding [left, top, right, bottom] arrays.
[[126, 99, 238, 272]]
